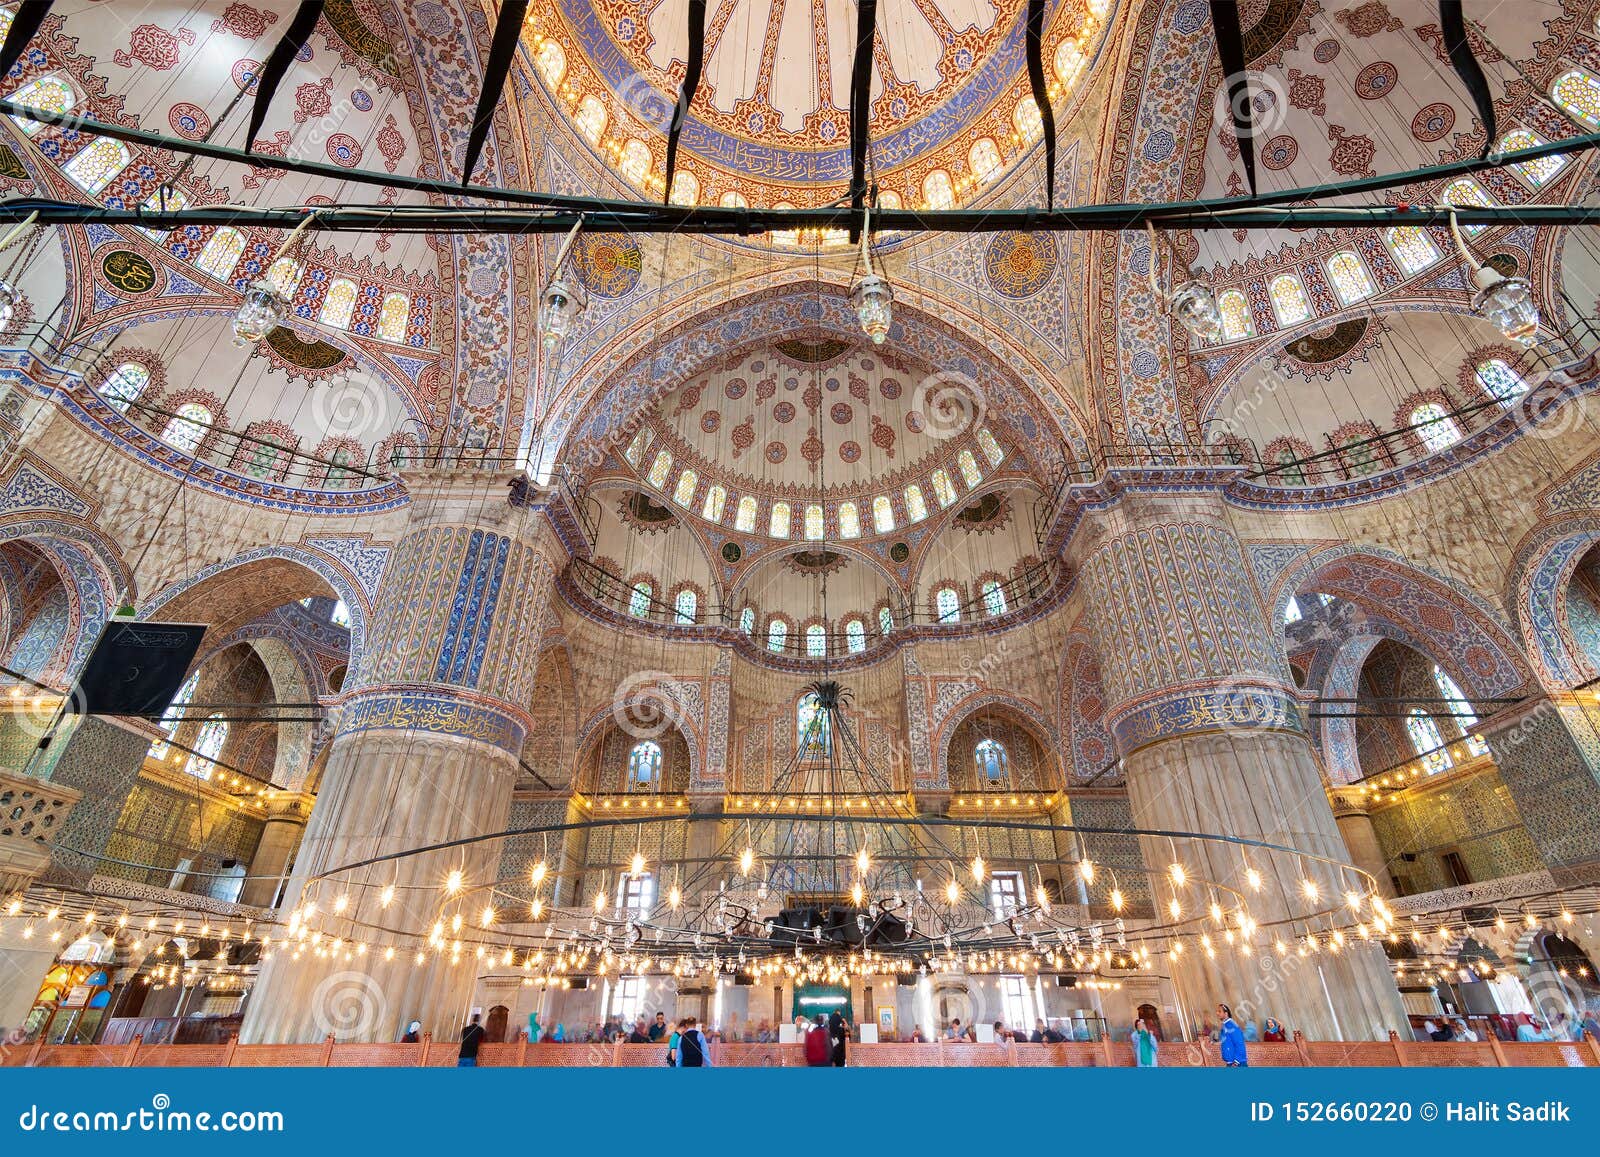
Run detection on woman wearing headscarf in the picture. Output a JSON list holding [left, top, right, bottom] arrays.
[[1262, 1017, 1287, 1042], [550, 1023, 566, 1043], [828, 1010, 848, 1067], [1217, 1004, 1249, 1067], [400, 1019, 422, 1043], [527, 1012, 541, 1045], [1130, 1017, 1159, 1067]]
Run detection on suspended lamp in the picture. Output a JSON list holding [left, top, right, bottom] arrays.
[[0, 209, 39, 321], [1146, 222, 1222, 342], [1447, 205, 1538, 345], [851, 203, 893, 344], [539, 216, 589, 355], [233, 209, 321, 346]]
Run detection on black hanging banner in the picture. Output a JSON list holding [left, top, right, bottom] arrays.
[[847, 0, 879, 238], [70, 621, 207, 718], [461, 0, 529, 185], [663, 0, 707, 205], [1209, 0, 1257, 196], [0, 2, 53, 85], [1439, 0, 1497, 160], [1025, 0, 1057, 210], [244, 2, 324, 152]]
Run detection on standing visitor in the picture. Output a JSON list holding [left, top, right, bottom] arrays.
[[676, 1016, 713, 1067], [804, 1016, 832, 1066], [666, 1019, 683, 1065], [1428, 1019, 1455, 1042], [1261, 1017, 1286, 1042], [458, 1012, 485, 1068], [1131, 1017, 1159, 1067], [649, 1012, 668, 1042], [401, 1019, 422, 1043], [526, 1012, 540, 1045], [828, 1010, 849, 1067], [1217, 1004, 1248, 1067]]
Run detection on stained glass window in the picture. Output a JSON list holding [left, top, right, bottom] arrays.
[[767, 618, 789, 653], [1275, 448, 1308, 486], [628, 581, 652, 618], [1384, 226, 1441, 276], [958, 450, 982, 488], [324, 444, 357, 488], [982, 579, 1008, 617], [1441, 178, 1492, 235], [838, 501, 860, 539], [195, 226, 246, 281], [1339, 434, 1379, 477], [976, 738, 1009, 783], [625, 428, 649, 465], [138, 186, 188, 241], [1475, 357, 1527, 404], [922, 170, 955, 211], [769, 501, 790, 538], [931, 469, 957, 508], [969, 138, 1003, 183], [873, 496, 894, 533], [1268, 274, 1312, 325], [1433, 665, 1478, 734], [161, 403, 212, 453], [148, 673, 195, 759], [674, 588, 697, 624], [739, 606, 755, 634], [62, 137, 131, 196], [1551, 68, 1600, 126], [878, 606, 894, 636], [1054, 38, 1085, 85], [376, 292, 410, 342], [668, 171, 699, 206], [845, 618, 866, 654], [1218, 289, 1255, 340], [720, 190, 749, 209], [978, 428, 1005, 466], [620, 139, 652, 186], [9, 74, 76, 136], [1499, 129, 1568, 187], [184, 714, 228, 781], [1410, 403, 1461, 453], [735, 495, 757, 532], [1325, 252, 1375, 305], [627, 740, 661, 788], [647, 450, 673, 488], [536, 38, 567, 86], [806, 623, 826, 658], [1405, 709, 1453, 774], [575, 95, 608, 145], [267, 257, 304, 298], [244, 436, 287, 478], [797, 691, 830, 754], [331, 599, 351, 628], [319, 278, 358, 329], [702, 484, 726, 522], [672, 468, 697, 506], [1013, 96, 1043, 142], [904, 484, 928, 522], [1283, 596, 1302, 624], [803, 503, 824, 541], [935, 586, 960, 623], [100, 362, 149, 413]]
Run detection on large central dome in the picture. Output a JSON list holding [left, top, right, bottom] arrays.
[[525, 0, 1112, 208]]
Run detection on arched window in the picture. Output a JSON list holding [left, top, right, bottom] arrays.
[[183, 714, 228, 780], [1384, 226, 1442, 276], [1339, 432, 1380, 477], [627, 740, 661, 789], [931, 469, 957, 508], [1283, 596, 1302, 625], [769, 501, 791, 538], [669, 170, 700, 206], [1498, 128, 1568, 187], [1013, 96, 1043, 142], [331, 599, 351, 628], [1274, 448, 1308, 486], [720, 189, 750, 209], [535, 38, 567, 86], [935, 586, 961, 623], [1054, 38, 1085, 85], [319, 278, 358, 329], [922, 170, 955, 210], [975, 738, 1009, 784], [1432, 664, 1488, 755], [735, 495, 757, 532], [1268, 274, 1312, 325], [804, 503, 825, 541], [100, 362, 149, 413], [838, 501, 860, 539], [1218, 289, 1255, 340], [148, 673, 196, 759], [1410, 403, 1461, 453], [878, 605, 894, 637], [872, 496, 895, 533], [323, 443, 357, 488], [1551, 67, 1600, 125], [575, 95, 608, 144], [702, 483, 726, 522], [672, 468, 697, 506], [137, 186, 190, 242], [267, 256, 304, 298], [797, 691, 830, 755], [1474, 358, 1527, 404], [978, 427, 1005, 466], [1325, 252, 1375, 305], [673, 588, 697, 624], [1405, 708, 1453, 774], [958, 449, 983, 488], [1441, 178, 1493, 235], [805, 623, 826, 657], [244, 435, 289, 478], [647, 450, 673, 488], [619, 139, 652, 186], [8, 74, 76, 135], [766, 617, 789, 653], [845, 618, 867, 654], [195, 227, 247, 281], [62, 137, 131, 196], [904, 484, 928, 522], [981, 579, 1008, 617], [376, 292, 411, 342], [628, 581, 653, 618], [969, 138, 1003, 183], [160, 403, 212, 453], [738, 606, 755, 635]]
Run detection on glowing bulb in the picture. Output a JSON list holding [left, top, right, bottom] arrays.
[[1167, 898, 1181, 919], [446, 869, 464, 895], [334, 894, 349, 914], [971, 856, 985, 882], [1078, 860, 1095, 884], [1245, 868, 1262, 891], [480, 906, 495, 927], [1301, 879, 1319, 900], [531, 862, 548, 887], [594, 891, 607, 913], [380, 885, 394, 908], [856, 848, 871, 875], [1110, 888, 1124, 911], [1169, 863, 1186, 886], [669, 885, 682, 910], [630, 852, 647, 877], [851, 882, 864, 905], [945, 879, 961, 904], [530, 898, 545, 919], [740, 847, 754, 875]]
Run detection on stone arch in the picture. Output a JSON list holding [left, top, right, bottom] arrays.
[[1506, 516, 1600, 690], [573, 683, 702, 790], [934, 688, 1057, 787], [0, 516, 129, 677], [572, 713, 697, 796]]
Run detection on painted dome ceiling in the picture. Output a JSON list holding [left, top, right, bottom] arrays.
[[523, 0, 1114, 208]]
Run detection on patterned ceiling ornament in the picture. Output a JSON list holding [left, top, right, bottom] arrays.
[[1353, 61, 1398, 100], [1326, 124, 1377, 177], [984, 231, 1059, 299], [572, 233, 643, 299], [1334, 1, 1403, 37], [1260, 134, 1298, 170], [294, 77, 335, 122], [783, 549, 848, 577], [99, 251, 159, 296], [113, 24, 196, 71], [263, 326, 350, 372], [212, 3, 279, 40], [1411, 102, 1456, 142], [1239, 0, 1314, 65], [617, 490, 677, 534], [1286, 68, 1325, 115], [1276, 316, 1385, 379], [773, 337, 853, 365], [167, 102, 211, 140], [0, 143, 28, 183]]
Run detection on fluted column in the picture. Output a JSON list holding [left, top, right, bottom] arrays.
[[239, 792, 313, 909], [1328, 790, 1395, 899], [1074, 488, 1406, 1040], [242, 471, 566, 1043]]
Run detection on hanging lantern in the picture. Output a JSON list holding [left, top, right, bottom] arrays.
[[1470, 266, 1539, 346], [540, 278, 585, 353], [232, 280, 286, 345], [1168, 279, 1223, 343], [851, 273, 894, 345]]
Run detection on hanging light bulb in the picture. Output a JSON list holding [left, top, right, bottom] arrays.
[[856, 847, 871, 875], [530, 898, 545, 920], [669, 884, 683, 910], [851, 882, 864, 905], [594, 890, 607, 914], [945, 879, 961, 904], [1168, 279, 1223, 342], [970, 855, 986, 883], [232, 279, 286, 345], [540, 278, 586, 353], [1110, 887, 1125, 912], [1078, 859, 1095, 884], [1169, 863, 1187, 887], [480, 905, 496, 928], [379, 884, 394, 909], [1245, 867, 1262, 891], [1444, 205, 1538, 345], [445, 869, 464, 895], [739, 847, 755, 876], [530, 861, 547, 887], [851, 203, 893, 344], [630, 852, 647, 877]]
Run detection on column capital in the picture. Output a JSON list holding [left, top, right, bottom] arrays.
[[398, 468, 570, 560], [259, 790, 316, 825]]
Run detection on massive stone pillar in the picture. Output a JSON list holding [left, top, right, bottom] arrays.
[[1074, 488, 1406, 1041], [1329, 789, 1395, 899], [242, 472, 565, 1042], [239, 792, 313, 909]]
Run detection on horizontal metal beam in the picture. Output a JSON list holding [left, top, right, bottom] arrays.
[[0, 197, 1592, 235]]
